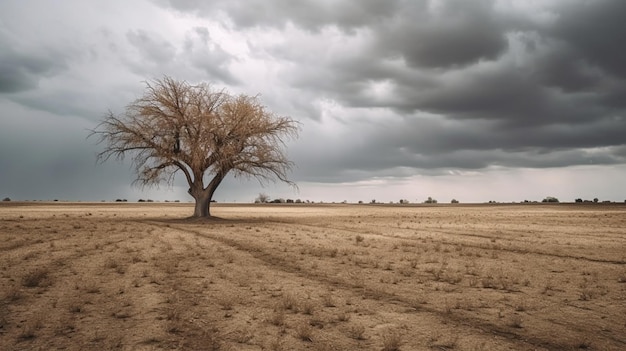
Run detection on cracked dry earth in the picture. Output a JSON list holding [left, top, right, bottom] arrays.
[[1, 202, 625, 350]]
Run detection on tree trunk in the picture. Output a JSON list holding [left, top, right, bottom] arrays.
[[190, 173, 224, 218], [193, 192, 212, 218]]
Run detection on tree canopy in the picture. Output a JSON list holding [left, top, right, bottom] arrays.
[[90, 76, 299, 217]]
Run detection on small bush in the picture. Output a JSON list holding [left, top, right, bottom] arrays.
[[2, 197, 10, 202]]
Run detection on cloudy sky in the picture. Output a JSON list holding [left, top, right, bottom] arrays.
[[1, 0, 625, 203]]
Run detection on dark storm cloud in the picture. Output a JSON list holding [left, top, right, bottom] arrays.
[[186, 0, 626, 176], [375, 0, 507, 69], [154, 0, 398, 31], [551, 0, 626, 80], [0, 33, 68, 93]]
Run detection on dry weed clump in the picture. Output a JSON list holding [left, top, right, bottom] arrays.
[[279, 293, 298, 311], [217, 294, 238, 310], [336, 311, 351, 322], [428, 333, 458, 350], [18, 317, 44, 340], [21, 267, 50, 288], [295, 321, 313, 342], [268, 310, 286, 326], [508, 314, 524, 328], [347, 323, 366, 340], [299, 299, 316, 315], [381, 329, 402, 351], [321, 293, 336, 307]]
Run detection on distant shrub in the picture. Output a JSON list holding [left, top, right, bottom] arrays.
[[593, 198, 599, 203], [295, 199, 302, 203], [451, 199, 459, 204], [358, 200, 363, 204], [286, 199, 294, 203], [575, 198, 583, 203], [2, 197, 10, 202], [424, 197, 437, 204], [138, 199, 146, 202]]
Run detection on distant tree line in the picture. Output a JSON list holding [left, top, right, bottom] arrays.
[[254, 193, 308, 204]]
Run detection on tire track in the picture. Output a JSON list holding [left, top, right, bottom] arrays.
[[268, 219, 626, 265]]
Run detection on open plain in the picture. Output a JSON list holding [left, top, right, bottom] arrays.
[[0, 202, 625, 350]]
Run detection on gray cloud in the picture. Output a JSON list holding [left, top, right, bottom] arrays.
[[126, 29, 176, 65], [550, 0, 626, 80], [124, 27, 238, 85], [0, 33, 68, 93], [240, 0, 626, 178], [154, 0, 399, 31], [375, 0, 508, 69]]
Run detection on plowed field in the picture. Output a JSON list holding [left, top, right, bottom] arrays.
[[1, 202, 625, 350]]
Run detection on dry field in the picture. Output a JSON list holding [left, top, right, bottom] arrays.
[[1, 202, 625, 350]]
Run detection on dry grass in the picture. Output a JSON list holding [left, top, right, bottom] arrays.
[[0, 202, 625, 350]]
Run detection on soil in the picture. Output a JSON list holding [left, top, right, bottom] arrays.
[[1, 202, 625, 350]]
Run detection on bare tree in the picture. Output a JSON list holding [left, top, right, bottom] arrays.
[[255, 193, 270, 203], [90, 76, 299, 217]]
